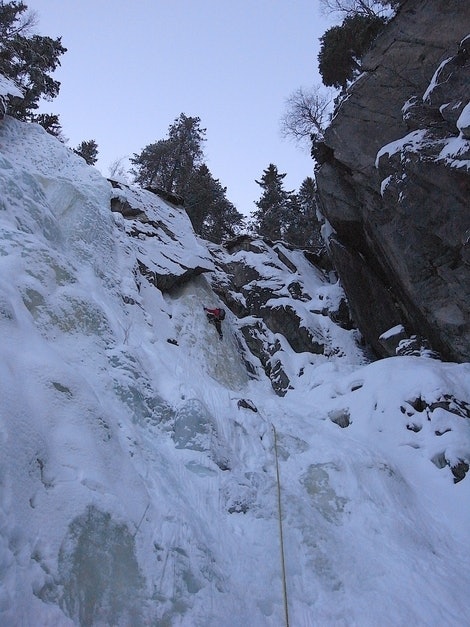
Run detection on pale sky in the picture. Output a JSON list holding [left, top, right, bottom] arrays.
[[29, 0, 331, 216]]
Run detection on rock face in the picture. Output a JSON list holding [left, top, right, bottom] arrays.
[[108, 185, 363, 397], [316, 0, 470, 361], [208, 236, 363, 395], [109, 180, 214, 291]]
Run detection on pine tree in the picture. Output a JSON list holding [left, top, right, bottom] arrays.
[[131, 114, 206, 196], [186, 164, 244, 243], [318, 13, 385, 88], [32, 112, 65, 141], [165, 113, 206, 195], [132, 114, 242, 243], [74, 139, 99, 166], [201, 189, 244, 244], [0, 1, 66, 119], [131, 139, 172, 188], [284, 177, 323, 249], [184, 164, 214, 234], [252, 164, 291, 241]]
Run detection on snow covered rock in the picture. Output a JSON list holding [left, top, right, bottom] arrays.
[[457, 101, 470, 139], [208, 236, 364, 395], [374, 35, 470, 360], [109, 179, 214, 291], [423, 34, 470, 129], [316, 2, 470, 362]]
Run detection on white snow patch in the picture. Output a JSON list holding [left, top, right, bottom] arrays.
[[0, 73, 23, 98], [379, 324, 405, 340], [422, 56, 453, 102], [380, 174, 393, 196], [375, 129, 428, 167], [457, 100, 470, 134]]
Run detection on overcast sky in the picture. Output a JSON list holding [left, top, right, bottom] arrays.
[[29, 0, 331, 216]]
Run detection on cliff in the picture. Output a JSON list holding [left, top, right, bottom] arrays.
[[316, 0, 470, 361]]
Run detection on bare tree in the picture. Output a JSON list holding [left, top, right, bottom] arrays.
[[109, 156, 130, 183], [0, 2, 38, 40], [319, 0, 396, 18], [280, 86, 332, 146]]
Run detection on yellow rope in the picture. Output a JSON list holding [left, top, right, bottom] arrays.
[[272, 424, 290, 627]]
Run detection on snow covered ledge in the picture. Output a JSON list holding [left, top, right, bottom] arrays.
[[109, 179, 214, 291]]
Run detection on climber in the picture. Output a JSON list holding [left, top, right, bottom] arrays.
[[203, 306, 225, 340]]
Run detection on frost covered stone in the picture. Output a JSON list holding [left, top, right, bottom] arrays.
[[110, 179, 214, 291], [457, 101, 470, 139]]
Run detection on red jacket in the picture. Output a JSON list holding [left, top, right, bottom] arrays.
[[204, 307, 223, 320]]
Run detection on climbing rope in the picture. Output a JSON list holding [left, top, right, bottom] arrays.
[[272, 424, 290, 627], [133, 502, 150, 538]]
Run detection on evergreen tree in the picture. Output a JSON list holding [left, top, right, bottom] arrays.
[[132, 114, 242, 243], [0, 1, 66, 119], [166, 113, 206, 195], [284, 177, 323, 249], [184, 164, 214, 234], [32, 112, 65, 140], [131, 139, 172, 188], [186, 164, 244, 243], [201, 189, 244, 244], [318, 13, 385, 88], [252, 164, 291, 241], [131, 113, 206, 196], [74, 139, 99, 166]]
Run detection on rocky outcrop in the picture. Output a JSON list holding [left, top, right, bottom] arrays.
[[316, 0, 470, 361], [108, 184, 362, 396], [109, 180, 213, 291], [208, 236, 364, 395], [401, 392, 470, 482]]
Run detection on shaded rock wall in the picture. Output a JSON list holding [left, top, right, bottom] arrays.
[[316, 0, 470, 360]]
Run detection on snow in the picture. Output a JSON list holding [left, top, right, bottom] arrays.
[[436, 135, 470, 170], [377, 58, 470, 185], [1, 116, 470, 625], [422, 56, 454, 103], [375, 129, 429, 167], [457, 100, 470, 135], [110, 183, 214, 282], [376, 125, 470, 189], [0, 74, 23, 99], [379, 324, 405, 340]]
